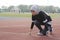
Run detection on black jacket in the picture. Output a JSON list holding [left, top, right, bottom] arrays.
[[32, 11, 52, 23], [31, 11, 52, 29]]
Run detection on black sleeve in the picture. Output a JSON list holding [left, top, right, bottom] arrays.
[[47, 16, 52, 21], [31, 16, 35, 29], [30, 16, 35, 29], [31, 22, 34, 29], [32, 15, 36, 21]]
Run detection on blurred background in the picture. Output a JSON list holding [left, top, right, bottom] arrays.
[[0, 0, 60, 17]]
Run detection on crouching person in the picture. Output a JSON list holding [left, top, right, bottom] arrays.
[[30, 5, 53, 36]]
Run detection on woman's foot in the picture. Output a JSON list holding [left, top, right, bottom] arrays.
[[37, 32, 43, 36]]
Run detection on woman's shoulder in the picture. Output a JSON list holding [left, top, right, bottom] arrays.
[[39, 11, 49, 16]]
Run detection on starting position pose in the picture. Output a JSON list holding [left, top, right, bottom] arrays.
[[30, 5, 53, 36]]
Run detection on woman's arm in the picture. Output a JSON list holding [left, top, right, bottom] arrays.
[[39, 11, 48, 23], [31, 22, 34, 29]]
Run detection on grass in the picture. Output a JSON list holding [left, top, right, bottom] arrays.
[[0, 12, 60, 18], [49, 13, 60, 18], [0, 12, 32, 18]]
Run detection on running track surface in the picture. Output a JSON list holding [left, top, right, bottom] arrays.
[[0, 17, 60, 40]]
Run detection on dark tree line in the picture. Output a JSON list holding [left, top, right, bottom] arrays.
[[0, 5, 60, 13]]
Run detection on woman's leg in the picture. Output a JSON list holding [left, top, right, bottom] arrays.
[[42, 23, 48, 35], [44, 22, 52, 35], [47, 21, 52, 32], [34, 21, 43, 33]]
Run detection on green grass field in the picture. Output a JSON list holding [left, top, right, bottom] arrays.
[[49, 13, 60, 18], [0, 12, 32, 17], [0, 12, 60, 18]]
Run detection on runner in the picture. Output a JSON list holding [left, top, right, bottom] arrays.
[[30, 5, 52, 36]]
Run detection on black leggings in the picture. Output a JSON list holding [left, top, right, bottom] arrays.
[[34, 21, 43, 32], [34, 21, 48, 35], [31, 21, 52, 35], [45, 24, 52, 32]]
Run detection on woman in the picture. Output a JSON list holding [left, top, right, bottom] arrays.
[[30, 5, 52, 36]]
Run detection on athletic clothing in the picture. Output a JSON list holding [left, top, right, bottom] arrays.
[[31, 11, 52, 35]]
